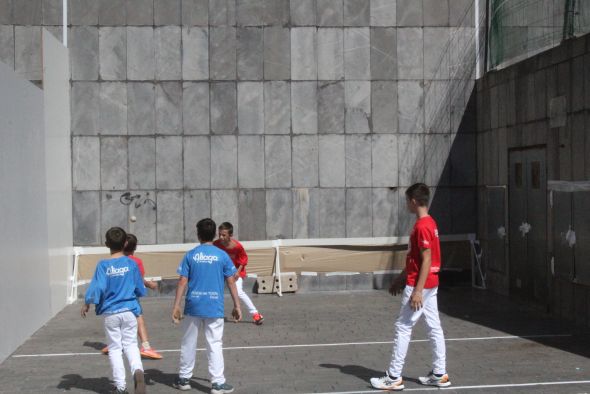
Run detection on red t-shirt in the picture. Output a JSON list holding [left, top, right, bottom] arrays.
[[405, 215, 441, 289], [129, 255, 145, 278], [213, 239, 248, 278]]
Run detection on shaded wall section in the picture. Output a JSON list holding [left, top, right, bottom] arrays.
[[0, 0, 481, 245], [477, 33, 590, 327]]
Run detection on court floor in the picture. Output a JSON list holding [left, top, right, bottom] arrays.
[[1, 288, 589, 393]]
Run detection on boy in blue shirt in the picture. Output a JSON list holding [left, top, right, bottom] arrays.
[[172, 218, 242, 393], [81, 227, 147, 394]]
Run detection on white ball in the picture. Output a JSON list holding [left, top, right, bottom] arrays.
[[130, 215, 137, 222]]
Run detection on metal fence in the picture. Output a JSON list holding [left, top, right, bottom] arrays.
[[489, 0, 590, 69]]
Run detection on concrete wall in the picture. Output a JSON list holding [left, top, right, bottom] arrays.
[[0, 0, 481, 245], [43, 30, 74, 314], [0, 29, 72, 363], [476, 33, 590, 327], [0, 61, 50, 362]]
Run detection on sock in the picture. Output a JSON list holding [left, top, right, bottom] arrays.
[[434, 373, 444, 378], [141, 341, 151, 350]]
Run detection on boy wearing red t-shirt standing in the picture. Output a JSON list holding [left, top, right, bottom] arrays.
[[213, 222, 264, 325], [371, 183, 451, 391]]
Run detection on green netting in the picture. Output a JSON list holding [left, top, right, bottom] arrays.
[[489, 0, 590, 69]]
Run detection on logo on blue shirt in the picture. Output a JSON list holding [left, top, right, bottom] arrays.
[[192, 252, 219, 264], [106, 265, 130, 276]]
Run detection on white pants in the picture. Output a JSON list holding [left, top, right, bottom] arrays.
[[388, 286, 446, 377], [104, 312, 143, 390], [236, 277, 258, 315], [179, 316, 226, 385]]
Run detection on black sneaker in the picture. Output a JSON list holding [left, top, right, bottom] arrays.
[[134, 370, 146, 394], [110, 388, 129, 394], [211, 382, 234, 394], [173, 376, 191, 391]]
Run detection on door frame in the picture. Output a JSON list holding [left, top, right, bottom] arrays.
[[507, 145, 549, 304]]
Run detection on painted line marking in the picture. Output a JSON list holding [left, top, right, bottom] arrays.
[[308, 380, 590, 393], [11, 333, 572, 358]]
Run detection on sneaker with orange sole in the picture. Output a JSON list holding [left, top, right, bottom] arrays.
[[140, 347, 163, 359], [418, 371, 451, 387], [253, 313, 264, 325]]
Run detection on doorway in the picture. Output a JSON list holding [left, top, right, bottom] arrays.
[[508, 147, 548, 303]]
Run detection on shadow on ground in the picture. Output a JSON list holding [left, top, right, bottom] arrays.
[[83, 341, 107, 351], [145, 369, 210, 393], [319, 363, 423, 387], [57, 374, 112, 393], [437, 286, 590, 359]]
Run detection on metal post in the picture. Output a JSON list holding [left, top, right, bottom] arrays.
[[62, 0, 68, 46], [272, 240, 283, 297], [483, 0, 490, 73], [563, 0, 576, 40]]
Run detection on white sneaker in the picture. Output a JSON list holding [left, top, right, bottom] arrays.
[[418, 371, 451, 387], [370, 372, 404, 391]]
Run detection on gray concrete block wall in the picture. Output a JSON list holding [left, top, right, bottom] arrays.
[[1, 0, 478, 245]]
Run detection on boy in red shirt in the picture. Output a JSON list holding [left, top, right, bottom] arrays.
[[371, 183, 451, 391], [102, 234, 163, 360], [213, 222, 264, 325]]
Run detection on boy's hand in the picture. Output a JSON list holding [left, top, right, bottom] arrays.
[[145, 280, 158, 290], [232, 306, 242, 322], [172, 306, 184, 325], [410, 290, 423, 311], [80, 304, 90, 318], [389, 277, 404, 296]]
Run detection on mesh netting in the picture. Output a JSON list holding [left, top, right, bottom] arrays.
[[489, 0, 590, 69]]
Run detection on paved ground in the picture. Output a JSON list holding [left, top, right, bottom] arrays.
[[1, 287, 589, 394]]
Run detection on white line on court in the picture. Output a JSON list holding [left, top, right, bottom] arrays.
[[308, 380, 590, 393], [11, 333, 572, 358]]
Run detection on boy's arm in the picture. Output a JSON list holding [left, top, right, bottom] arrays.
[[410, 248, 432, 311], [222, 253, 242, 321], [233, 244, 248, 279], [172, 276, 188, 324], [134, 265, 147, 298], [225, 275, 242, 322], [144, 279, 158, 290], [82, 263, 106, 317]]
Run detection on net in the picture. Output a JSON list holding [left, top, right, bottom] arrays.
[[489, 0, 590, 69]]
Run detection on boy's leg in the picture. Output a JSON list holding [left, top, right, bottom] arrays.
[[104, 314, 126, 391], [235, 278, 258, 315], [120, 312, 143, 375], [203, 318, 225, 385], [137, 315, 149, 344], [121, 312, 146, 393], [137, 314, 163, 359], [388, 285, 425, 378], [179, 316, 200, 379], [422, 287, 447, 375]]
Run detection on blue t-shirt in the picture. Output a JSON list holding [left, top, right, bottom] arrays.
[[85, 256, 146, 316], [177, 244, 236, 318]]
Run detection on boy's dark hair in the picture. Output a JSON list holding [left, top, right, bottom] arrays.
[[124, 233, 137, 255], [218, 222, 234, 236], [105, 227, 127, 251], [197, 218, 217, 242], [405, 183, 430, 207]]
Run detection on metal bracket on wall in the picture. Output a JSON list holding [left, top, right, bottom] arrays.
[[471, 238, 486, 289]]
